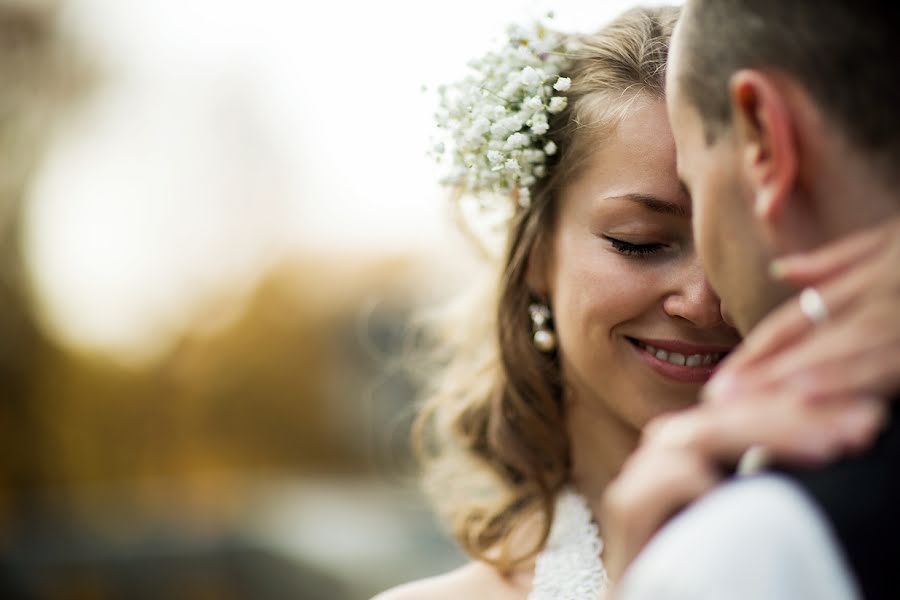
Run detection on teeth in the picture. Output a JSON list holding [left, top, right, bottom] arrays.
[[637, 341, 722, 368]]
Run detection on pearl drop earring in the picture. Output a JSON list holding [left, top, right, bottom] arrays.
[[529, 302, 557, 353]]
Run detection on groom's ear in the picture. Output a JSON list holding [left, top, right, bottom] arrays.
[[728, 70, 798, 226]]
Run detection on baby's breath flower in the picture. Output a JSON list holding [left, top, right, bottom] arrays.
[[505, 132, 530, 149], [524, 149, 545, 163], [530, 113, 549, 135], [548, 96, 568, 114], [520, 66, 542, 86], [433, 18, 573, 205], [531, 121, 549, 136], [553, 76, 571, 92], [518, 187, 532, 208], [515, 46, 536, 63], [470, 116, 491, 136], [523, 96, 545, 113], [501, 81, 521, 99]]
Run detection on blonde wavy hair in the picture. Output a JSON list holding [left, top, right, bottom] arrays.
[[414, 5, 680, 573]]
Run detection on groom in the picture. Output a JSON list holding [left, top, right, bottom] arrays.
[[619, 1, 900, 598]]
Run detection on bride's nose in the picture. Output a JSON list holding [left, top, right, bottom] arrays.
[[662, 263, 725, 329]]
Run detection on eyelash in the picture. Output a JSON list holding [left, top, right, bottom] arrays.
[[603, 236, 668, 258]]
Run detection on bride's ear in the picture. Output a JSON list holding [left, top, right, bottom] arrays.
[[729, 69, 798, 226]]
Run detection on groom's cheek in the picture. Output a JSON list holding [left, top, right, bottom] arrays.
[[691, 190, 721, 280]]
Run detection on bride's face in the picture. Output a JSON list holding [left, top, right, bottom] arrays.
[[539, 98, 741, 429]]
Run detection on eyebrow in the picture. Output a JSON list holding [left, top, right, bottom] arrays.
[[605, 193, 691, 218]]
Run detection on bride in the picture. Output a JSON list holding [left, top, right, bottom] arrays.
[[376, 6, 900, 599]]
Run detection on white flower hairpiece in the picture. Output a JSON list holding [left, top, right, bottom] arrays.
[[432, 19, 573, 209]]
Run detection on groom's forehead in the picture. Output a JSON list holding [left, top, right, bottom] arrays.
[[662, 53, 694, 147], [664, 11, 686, 85], [662, 24, 689, 125]]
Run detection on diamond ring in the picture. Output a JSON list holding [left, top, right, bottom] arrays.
[[799, 287, 829, 325]]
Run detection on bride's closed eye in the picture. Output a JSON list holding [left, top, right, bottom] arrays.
[[602, 235, 670, 258]]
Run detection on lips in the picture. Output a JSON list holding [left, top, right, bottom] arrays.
[[626, 336, 732, 383]]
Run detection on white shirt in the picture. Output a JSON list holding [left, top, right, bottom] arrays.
[[617, 474, 860, 600]]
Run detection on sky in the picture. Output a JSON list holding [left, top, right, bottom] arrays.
[[22, 0, 681, 363]]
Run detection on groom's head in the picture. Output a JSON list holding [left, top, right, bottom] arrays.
[[667, 0, 900, 334]]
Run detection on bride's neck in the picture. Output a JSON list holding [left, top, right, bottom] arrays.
[[565, 392, 641, 513]]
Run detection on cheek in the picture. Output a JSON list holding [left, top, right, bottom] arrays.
[[693, 192, 721, 272], [692, 172, 731, 288], [549, 234, 660, 374]]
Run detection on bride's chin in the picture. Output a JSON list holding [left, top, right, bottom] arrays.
[[633, 384, 702, 422]]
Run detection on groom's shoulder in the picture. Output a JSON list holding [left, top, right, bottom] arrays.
[[783, 408, 900, 598], [617, 474, 860, 599], [371, 561, 526, 600]]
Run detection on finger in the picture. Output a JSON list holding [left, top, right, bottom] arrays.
[[736, 345, 900, 405], [601, 451, 720, 578], [629, 454, 720, 537], [650, 399, 887, 467], [709, 297, 812, 381], [770, 219, 892, 284], [719, 301, 900, 403], [606, 450, 720, 527], [796, 356, 900, 404], [707, 263, 880, 396], [704, 300, 815, 403]]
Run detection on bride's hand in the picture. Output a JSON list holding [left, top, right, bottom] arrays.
[[599, 395, 886, 586], [704, 217, 900, 404]]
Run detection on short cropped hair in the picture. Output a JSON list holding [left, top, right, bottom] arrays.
[[678, 0, 900, 174]]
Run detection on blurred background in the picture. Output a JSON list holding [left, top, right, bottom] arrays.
[[0, 0, 676, 597]]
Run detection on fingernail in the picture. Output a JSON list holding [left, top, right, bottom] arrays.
[[737, 445, 772, 476], [769, 259, 788, 280]]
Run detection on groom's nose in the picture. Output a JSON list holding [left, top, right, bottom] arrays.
[[663, 265, 725, 329]]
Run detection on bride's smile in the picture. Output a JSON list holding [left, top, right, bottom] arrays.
[[625, 336, 730, 383]]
